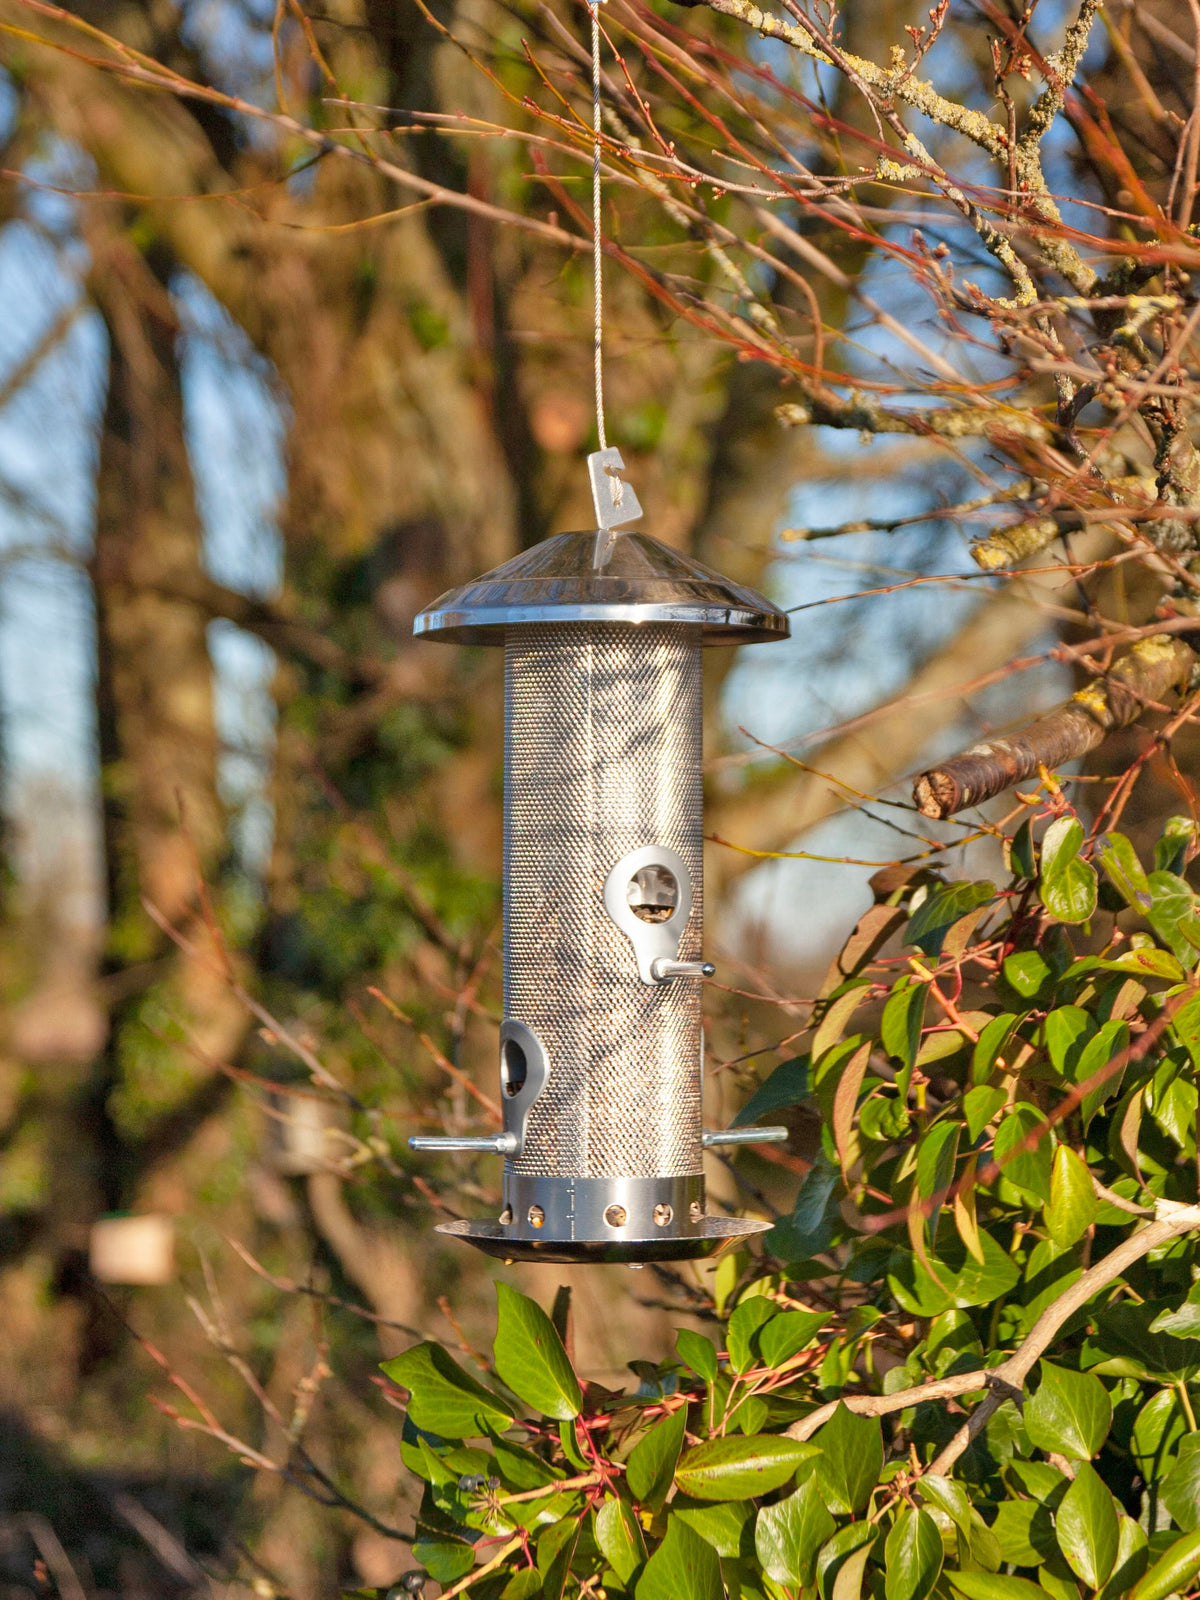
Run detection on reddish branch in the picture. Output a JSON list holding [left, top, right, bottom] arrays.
[[912, 633, 1198, 819]]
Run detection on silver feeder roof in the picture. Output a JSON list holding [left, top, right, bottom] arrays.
[[414, 528, 790, 646]]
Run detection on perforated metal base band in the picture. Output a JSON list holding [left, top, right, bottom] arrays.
[[501, 1172, 705, 1243], [436, 1212, 771, 1264]]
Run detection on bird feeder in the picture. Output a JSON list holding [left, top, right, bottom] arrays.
[[409, 450, 790, 1262]]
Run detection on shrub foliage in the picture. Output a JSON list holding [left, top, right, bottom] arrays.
[[373, 809, 1200, 1600]]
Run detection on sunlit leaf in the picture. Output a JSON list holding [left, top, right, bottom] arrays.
[[493, 1285, 582, 1420], [1024, 1362, 1111, 1460], [1055, 1461, 1118, 1589], [674, 1434, 818, 1501]]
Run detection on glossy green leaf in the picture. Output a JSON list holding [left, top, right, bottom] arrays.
[[672, 1498, 753, 1559], [1096, 832, 1152, 910], [500, 1569, 543, 1600], [1162, 1433, 1200, 1531], [412, 1538, 476, 1583], [883, 1507, 942, 1600], [1099, 1515, 1149, 1600], [816, 1523, 877, 1600], [733, 1055, 810, 1126], [972, 1012, 1025, 1081], [1148, 870, 1200, 963], [493, 1285, 582, 1421], [595, 1497, 646, 1586], [382, 1343, 514, 1439], [626, 1405, 688, 1511], [881, 979, 927, 1072], [537, 1516, 580, 1600], [1128, 1527, 1200, 1600], [1044, 1005, 1094, 1074], [674, 1434, 818, 1501], [1075, 1019, 1130, 1130], [1024, 1361, 1112, 1459], [726, 1295, 778, 1375], [812, 1404, 883, 1515], [907, 880, 995, 956], [675, 1329, 718, 1384], [988, 1499, 1056, 1568], [916, 1118, 960, 1205], [1151, 1284, 1200, 1340], [964, 1083, 1006, 1141], [1003, 948, 1052, 999], [1055, 1461, 1118, 1588], [1040, 855, 1098, 923], [757, 1310, 828, 1369], [1156, 816, 1197, 876], [947, 1577, 1056, 1600], [635, 1516, 722, 1600], [1045, 1144, 1096, 1247], [1041, 816, 1084, 876], [992, 1104, 1053, 1203], [755, 1476, 835, 1586]]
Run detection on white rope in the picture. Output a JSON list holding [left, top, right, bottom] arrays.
[[589, 0, 607, 451]]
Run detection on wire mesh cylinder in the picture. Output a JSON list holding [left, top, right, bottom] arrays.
[[503, 623, 704, 1198]]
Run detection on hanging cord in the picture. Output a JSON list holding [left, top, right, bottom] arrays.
[[589, 0, 607, 451]]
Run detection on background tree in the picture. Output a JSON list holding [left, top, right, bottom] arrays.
[[0, 0, 1198, 1593]]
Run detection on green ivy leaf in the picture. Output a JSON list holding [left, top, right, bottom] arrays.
[[1128, 1527, 1200, 1600], [635, 1516, 722, 1600], [1099, 1516, 1149, 1600], [811, 1404, 883, 1516], [971, 1013, 1025, 1084], [1075, 1019, 1130, 1131], [1151, 1284, 1200, 1340], [595, 1497, 647, 1585], [881, 980, 928, 1073], [672, 1499, 753, 1559], [538, 1516, 580, 1600], [1148, 871, 1200, 963], [626, 1405, 688, 1511], [1040, 855, 1098, 924], [988, 1499, 1057, 1567], [1161, 1433, 1200, 1531], [674, 1435, 818, 1501], [964, 1084, 1006, 1142], [754, 1475, 835, 1587], [1041, 815, 1084, 876], [726, 1296, 778, 1375], [947, 1577, 1057, 1600], [906, 881, 995, 956], [1055, 1460, 1118, 1589], [1096, 832, 1152, 910], [1024, 1361, 1112, 1459], [675, 1330, 718, 1384], [1009, 817, 1038, 879], [757, 1310, 828, 1370], [992, 1104, 1053, 1203], [815, 1523, 876, 1599], [1045, 1145, 1096, 1247], [883, 1506, 942, 1600], [1002, 950, 1051, 1000], [493, 1285, 582, 1421], [733, 1055, 810, 1127], [412, 1538, 476, 1583], [1155, 816, 1197, 876], [382, 1343, 514, 1439], [1044, 1005, 1094, 1075]]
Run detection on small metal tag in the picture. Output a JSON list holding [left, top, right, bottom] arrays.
[[587, 447, 643, 535]]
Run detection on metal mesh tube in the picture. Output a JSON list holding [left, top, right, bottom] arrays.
[[504, 623, 704, 1179]]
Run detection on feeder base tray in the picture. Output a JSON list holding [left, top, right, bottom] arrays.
[[434, 1215, 771, 1264]]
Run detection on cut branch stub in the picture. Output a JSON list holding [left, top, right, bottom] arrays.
[[912, 634, 1198, 819]]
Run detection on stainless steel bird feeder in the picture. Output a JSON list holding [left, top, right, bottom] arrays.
[[409, 451, 790, 1263]]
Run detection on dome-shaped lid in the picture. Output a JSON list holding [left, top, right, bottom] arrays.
[[414, 528, 789, 646]]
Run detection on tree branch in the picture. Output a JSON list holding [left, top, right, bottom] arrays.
[[913, 633, 1198, 819], [786, 1200, 1200, 1459]]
